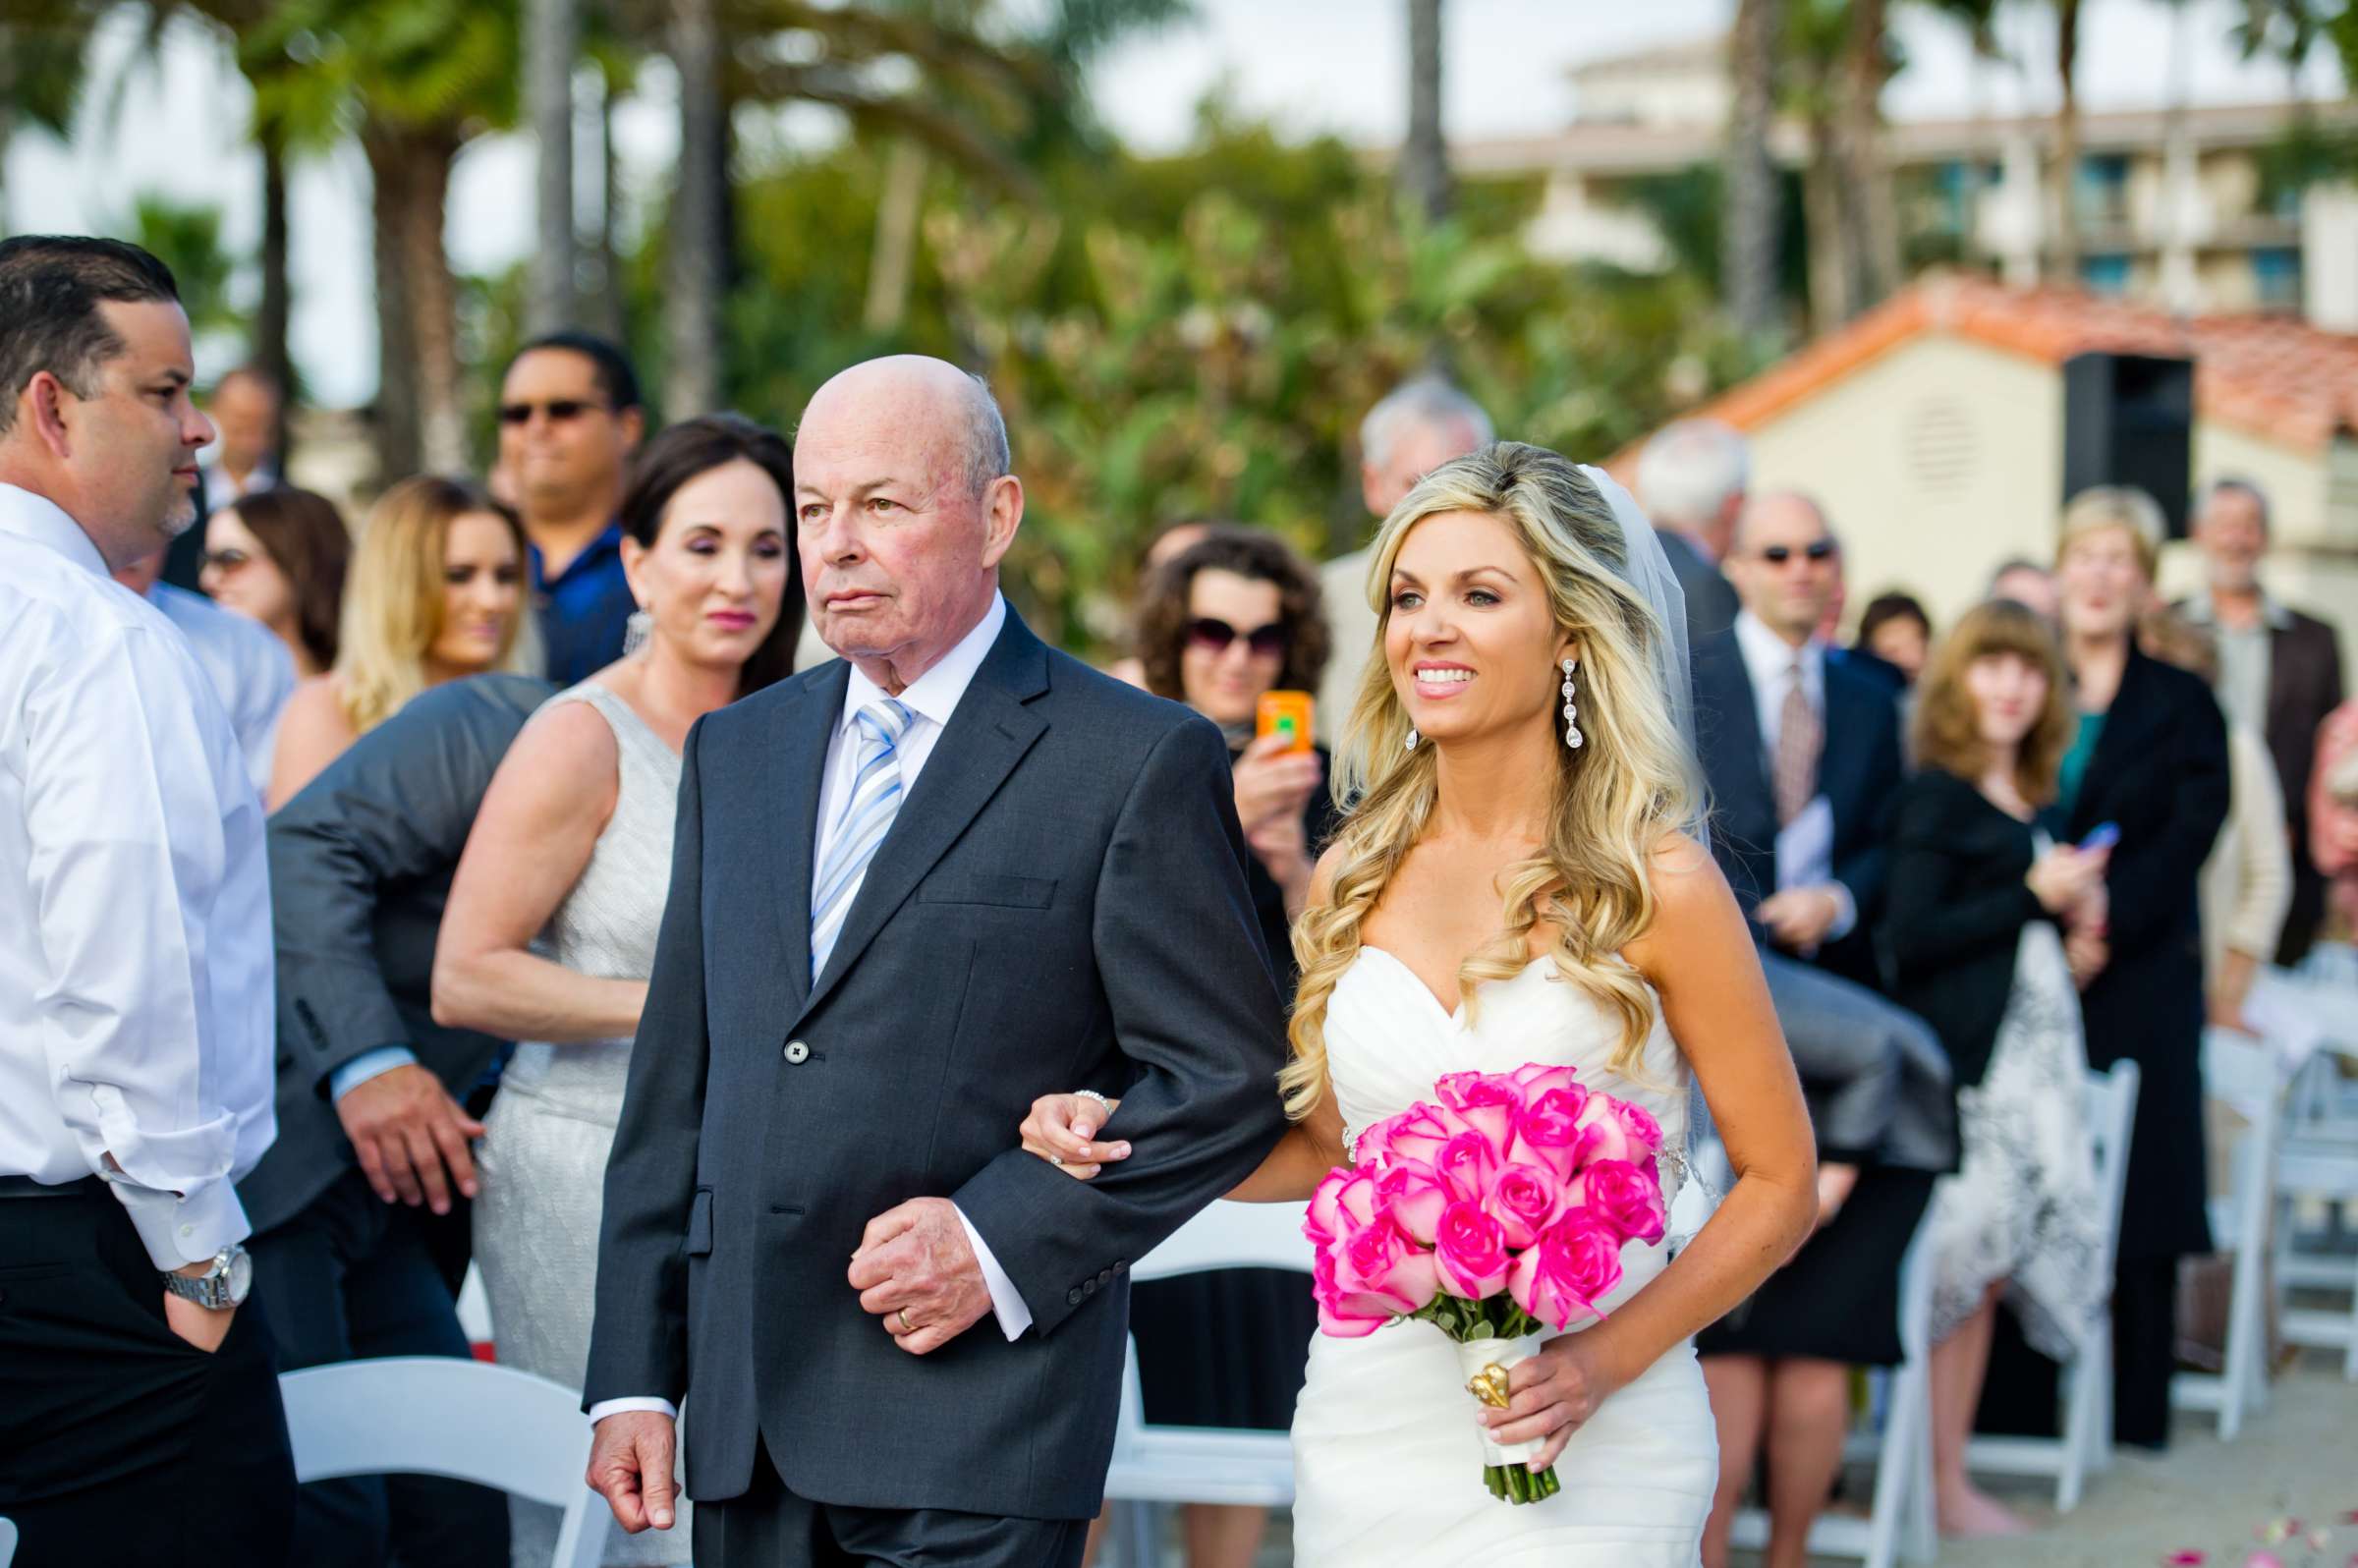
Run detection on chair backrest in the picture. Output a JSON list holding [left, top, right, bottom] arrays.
[[2084, 1061, 2142, 1278], [0, 1513, 17, 1568], [1134, 1201, 1315, 1282], [278, 1357, 607, 1568], [2202, 1028, 2281, 1123]]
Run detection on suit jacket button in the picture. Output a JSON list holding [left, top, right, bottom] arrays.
[[1067, 1288, 1083, 1306], [1113, 1260, 1128, 1274], [1097, 1269, 1113, 1285], [1082, 1278, 1096, 1296], [783, 1040, 811, 1064]]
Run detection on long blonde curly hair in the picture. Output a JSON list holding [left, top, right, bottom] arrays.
[[1280, 442, 1701, 1120]]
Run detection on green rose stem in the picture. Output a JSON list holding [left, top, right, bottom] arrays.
[[1416, 1295, 1562, 1505]]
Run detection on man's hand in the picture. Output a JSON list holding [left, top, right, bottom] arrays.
[[1756, 886, 1841, 951], [588, 1410, 678, 1534], [335, 1063, 485, 1214], [848, 1198, 993, 1356], [161, 1286, 236, 1354], [2065, 926, 2109, 989]]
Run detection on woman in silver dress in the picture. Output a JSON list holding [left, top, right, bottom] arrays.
[[435, 415, 802, 1566]]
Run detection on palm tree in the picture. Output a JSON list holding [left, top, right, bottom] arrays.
[[1835, 0, 1900, 308], [2048, 0, 2083, 282], [664, 0, 723, 415], [526, 0, 581, 331], [1722, 0, 1785, 342], [1401, 0, 1450, 222], [0, 0, 101, 234]]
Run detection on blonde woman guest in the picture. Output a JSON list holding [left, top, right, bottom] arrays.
[[1023, 443, 1819, 1565], [199, 485, 351, 680], [1885, 601, 2108, 1537], [2046, 486, 2230, 1448], [433, 415, 801, 1568], [267, 476, 536, 809]]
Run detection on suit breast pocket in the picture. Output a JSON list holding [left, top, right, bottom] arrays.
[[916, 873, 1057, 910]]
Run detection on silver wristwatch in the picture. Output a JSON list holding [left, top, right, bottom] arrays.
[[162, 1243, 253, 1310]]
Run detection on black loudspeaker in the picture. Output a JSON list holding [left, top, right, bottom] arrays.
[[2061, 352, 2195, 538]]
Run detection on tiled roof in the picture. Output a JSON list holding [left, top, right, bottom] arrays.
[[1606, 273, 2358, 474]]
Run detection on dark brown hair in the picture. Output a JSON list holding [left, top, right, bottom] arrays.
[[1857, 591, 1930, 648], [619, 413, 803, 697], [1134, 525, 1330, 705], [0, 237, 180, 435], [1912, 597, 2074, 804], [219, 486, 351, 671]]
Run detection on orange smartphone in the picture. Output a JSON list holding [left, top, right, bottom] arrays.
[[1256, 690, 1316, 754]]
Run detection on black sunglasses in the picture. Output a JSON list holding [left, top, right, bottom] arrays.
[[1184, 616, 1289, 658], [497, 398, 607, 425], [198, 546, 255, 573], [1760, 539, 1837, 565]]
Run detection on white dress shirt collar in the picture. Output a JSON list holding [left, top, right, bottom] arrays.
[[837, 590, 1008, 738], [0, 481, 108, 577], [1733, 607, 1825, 750]]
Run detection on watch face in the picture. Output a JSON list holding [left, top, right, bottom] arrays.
[[224, 1247, 253, 1306]]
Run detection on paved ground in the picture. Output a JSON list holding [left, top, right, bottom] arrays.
[[1153, 1354, 2357, 1567]]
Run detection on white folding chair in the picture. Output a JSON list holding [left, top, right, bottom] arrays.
[[2172, 1028, 2283, 1436], [1101, 1201, 1313, 1568], [2274, 1046, 2358, 1379], [1966, 1060, 2140, 1513], [0, 1514, 17, 1568], [277, 1357, 609, 1568], [1728, 1196, 1939, 1568]]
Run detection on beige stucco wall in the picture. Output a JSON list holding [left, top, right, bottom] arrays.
[[1741, 333, 2064, 634]]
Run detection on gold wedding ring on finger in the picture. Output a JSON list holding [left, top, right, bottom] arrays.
[[896, 1308, 917, 1334]]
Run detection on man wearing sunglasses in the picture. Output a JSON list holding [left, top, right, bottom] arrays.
[[495, 330, 646, 686]]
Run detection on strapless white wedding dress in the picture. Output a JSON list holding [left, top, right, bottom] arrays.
[[1289, 949, 1717, 1566]]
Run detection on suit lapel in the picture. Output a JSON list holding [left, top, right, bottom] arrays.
[[762, 662, 849, 1013], [1708, 636, 1773, 804], [796, 613, 1052, 1023]]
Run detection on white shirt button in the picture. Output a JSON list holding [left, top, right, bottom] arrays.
[[783, 1041, 811, 1065]]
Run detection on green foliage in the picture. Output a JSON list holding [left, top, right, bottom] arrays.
[[109, 194, 248, 341]]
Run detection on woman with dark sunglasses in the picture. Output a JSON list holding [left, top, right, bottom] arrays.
[[1117, 524, 1335, 1568]]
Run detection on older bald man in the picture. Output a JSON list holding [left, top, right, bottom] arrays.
[[581, 357, 1290, 1566]]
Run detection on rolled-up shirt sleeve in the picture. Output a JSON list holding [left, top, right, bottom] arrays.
[[22, 617, 274, 1266]]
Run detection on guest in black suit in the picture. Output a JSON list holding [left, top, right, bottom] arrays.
[[240, 672, 553, 1566], [1123, 525, 1335, 1568], [2049, 487, 2231, 1448], [2174, 476, 2345, 965], [1694, 492, 1946, 1568], [1887, 601, 2111, 1538], [1633, 417, 1747, 644]]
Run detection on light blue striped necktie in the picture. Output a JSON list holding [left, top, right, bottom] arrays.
[[811, 699, 915, 976]]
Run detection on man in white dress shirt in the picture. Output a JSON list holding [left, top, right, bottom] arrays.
[[114, 545, 298, 795], [0, 236, 295, 1567]]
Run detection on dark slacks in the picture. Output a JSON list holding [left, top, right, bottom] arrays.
[[0, 1177, 296, 1568], [693, 1437, 1086, 1568], [246, 1166, 508, 1568], [2110, 1256, 2182, 1448]]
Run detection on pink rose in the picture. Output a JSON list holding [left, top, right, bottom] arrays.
[[1485, 1161, 1563, 1250], [1434, 1130, 1499, 1204], [1306, 1165, 1379, 1246], [1378, 1103, 1456, 1166], [1351, 1111, 1402, 1167], [1572, 1092, 1663, 1166], [1509, 1061, 1581, 1100], [1433, 1201, 1512, 1300], [1375, 1158, 1450, 1246], [1569, 1157, 1666, 1245], [1508, 1086, 1592, 1178], [1507, 1210, 1626, 1330], [1434, 1071, 1521, 1153], [1317, 1219, 1439, 1336]]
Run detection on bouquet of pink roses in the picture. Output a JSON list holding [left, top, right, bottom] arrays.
[[1305, 1063, 1668, 1506]]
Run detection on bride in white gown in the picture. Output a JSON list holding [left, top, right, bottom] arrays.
[[1023, 444, 1819, 1565]]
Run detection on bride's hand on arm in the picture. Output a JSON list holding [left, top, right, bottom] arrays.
[[1020, 1094, 1132, 1180], [1491, 835, 1815, 1460]]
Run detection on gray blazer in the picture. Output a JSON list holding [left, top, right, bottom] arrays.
[[584, 608, 1292, 1520], [239, 674, 554, 1236]]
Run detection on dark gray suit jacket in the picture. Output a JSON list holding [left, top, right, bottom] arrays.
[[1657, 527, 1739, 644], [584, 608, 1291, 1520], [239, 674, 554, 1236]]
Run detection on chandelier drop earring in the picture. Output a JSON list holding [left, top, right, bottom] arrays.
[[1561, 657, 1583, 750], [623, 607, 652, 657], [1404, 727, 1421, 752]]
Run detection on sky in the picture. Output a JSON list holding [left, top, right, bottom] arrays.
[[3, 0, 2338, 407]]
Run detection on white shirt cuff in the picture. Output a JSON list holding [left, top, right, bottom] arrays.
[[955, 1204, 1034, 1341], [108, 1171, 252, 1269], [329, 1044, 420, 1101], [589, 1397, 678, 1424], [1824, 881, 1858, 941]]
